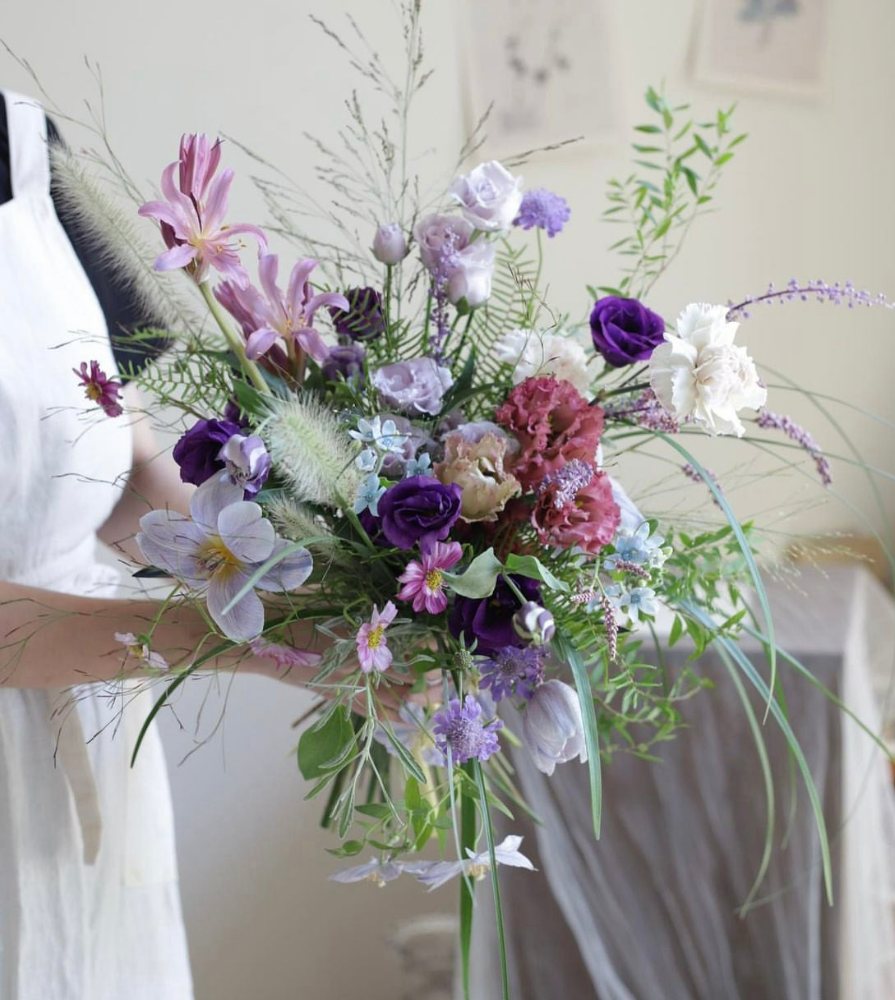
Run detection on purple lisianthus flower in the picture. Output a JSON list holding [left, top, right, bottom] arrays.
[[432, 695, 503, 764], [449, 574, 541, 655], [479, 645, 546, 702], [513, 188, 571, 238], [322, 343, 366, 384], [377, 476, 462, 550], [328, 287, 385, 341], [371, 358, 454, 417], [173, 417, 242, 487], [218, 433, 271, 498], [589, 296, 666, 368], [136, 475, 313, 642]]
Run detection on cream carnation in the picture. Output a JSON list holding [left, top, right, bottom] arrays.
[[494, 328, 593, 395], [649, 303, 766, 437]]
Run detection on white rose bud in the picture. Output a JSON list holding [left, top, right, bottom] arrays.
[[450, 160, 524, 232], [522, 680, 588, 776], [446, 241, 496, 308], [512, 601, 556, 646], [372, 223, 408, 265]]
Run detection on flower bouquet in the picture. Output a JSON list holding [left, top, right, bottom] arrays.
[[58, 7, 893, 997]]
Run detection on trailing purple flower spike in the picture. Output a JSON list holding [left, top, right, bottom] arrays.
[[603, 388, 679, 433], [682, 463, 723, 507], [756, 408, 833, 487], [727, 278, 895, 321]]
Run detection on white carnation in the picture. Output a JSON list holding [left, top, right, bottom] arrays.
[[493, 328, 593, 395], [649, 302, 766, 437]]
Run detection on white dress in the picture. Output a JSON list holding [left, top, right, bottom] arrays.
[[0, 92, 193, 999]]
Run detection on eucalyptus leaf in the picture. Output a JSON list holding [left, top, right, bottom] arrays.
[[443, 547, 503, 598]]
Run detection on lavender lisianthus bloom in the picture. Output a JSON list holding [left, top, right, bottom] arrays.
[[513, 188, 571, 237], [136, 476, 313, 642], [522, 679, 588, 776], [450, 160, 523, 232], [371, 357, 454, 416], [432, 695, 503, 764], [218, 433, 271, 498], [328, 287, 385, 341], [449, 575, 542, 654], [377, 476, 462, 550], [590, 296, 666, 368], [173, 417, 242, 487], [322, 343, 366, 384]]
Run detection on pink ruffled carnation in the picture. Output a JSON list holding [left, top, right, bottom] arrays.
[[495, 377, 604, 491], [531, 469, 620, 555]]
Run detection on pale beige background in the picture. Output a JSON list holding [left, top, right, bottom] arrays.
[[2, 1, 894, 998]]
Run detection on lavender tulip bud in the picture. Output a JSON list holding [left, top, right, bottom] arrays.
[[522, 679, 588, 776], [372, 223, 407, 265], [512, 601, 556, 646]]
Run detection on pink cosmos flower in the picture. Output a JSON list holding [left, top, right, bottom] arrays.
[[215, 254, 348, 364], [249, 637, 322, 672], [396, 541, 463, 614], [138, 133, 266, 285], [73, 360, 123, 417], [356, 601, 398, 674]]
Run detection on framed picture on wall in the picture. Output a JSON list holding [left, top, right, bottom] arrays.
[[458, 0, 620, 158], [692, 0, 828, 98]]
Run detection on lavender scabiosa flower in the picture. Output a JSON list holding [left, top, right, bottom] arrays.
[[727, 278, 895, 321], [73, 360, 123, 417], [479, 646, 546, 702], [756, 408, 833, 486], [513, 188, 571, 237], [432, 695, 502, 764]]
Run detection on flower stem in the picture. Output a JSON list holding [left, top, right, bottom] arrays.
[[199, 282, 269, 394], [474, 761, 510, 1000], [525, 228, 544, 325]]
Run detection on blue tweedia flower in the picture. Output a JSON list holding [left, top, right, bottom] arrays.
[[513, 188, 571, 238], [355, 448, 378, 473], [605, 583, 659, 625], [604, 521, 667, 572], [349, 415, 409, 454], [354, 473, 387, 516], [432, 695, 503, 764], [479, 645, 545, 703], [404, 451, 432, 478]]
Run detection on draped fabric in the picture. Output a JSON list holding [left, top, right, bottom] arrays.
[[468, 567, 895, 999]]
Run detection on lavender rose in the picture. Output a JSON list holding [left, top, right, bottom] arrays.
[[173, 417, 242, 487], [371, 357, 454, 416], [413, 214, 473, 272], [448, 575, 542, 655], [377, 476, 462, 550], [450, 160, 523, 232], [589, 296, 666, 368]]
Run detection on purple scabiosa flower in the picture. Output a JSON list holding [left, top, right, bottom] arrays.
[[73, 360, 123, 417], [328, 287, 385, 341], [377, 476, 462, 551], [356, 601, 398, 674], [432, 694, 502, 764], [590, 296, 666, 368], [219, 433, 271, 498], [322, 342, 366, 384], [449, 575, 542, 655], [173, 417, 242, 487], [136, 476, 313, 642], [479, 645, 545, 702], [513, 188, 571, 237]]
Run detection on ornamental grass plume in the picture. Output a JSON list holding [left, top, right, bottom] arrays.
[[263, 396, 360, 506]]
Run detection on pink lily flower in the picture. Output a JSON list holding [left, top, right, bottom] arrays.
[[396, 541, 463, 614], [356, 601, 398, 674], [215, 254, 348, 364], [138, 132, 266, 285]]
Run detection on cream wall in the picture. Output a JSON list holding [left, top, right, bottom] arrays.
[[3, 1, 895, 998]]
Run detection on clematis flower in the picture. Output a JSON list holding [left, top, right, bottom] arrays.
[[356, 601, 398, 674], [115, 632, 169, 672], [404, 835, 534, 891], [330, 858, 406, 887], [135, 475, 313, 642], [215, 254, 348, 364], [73, 360, 123, 417], [138, 133, 266, 284], [249, 638, 321, 672], [396, 540, 463, 614]]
